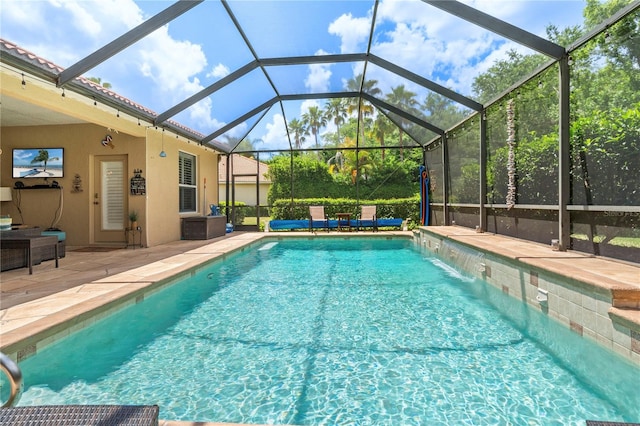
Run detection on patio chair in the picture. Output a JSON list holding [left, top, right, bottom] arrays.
[[309, 205, 329, 232], [358, 205, 377, 231]]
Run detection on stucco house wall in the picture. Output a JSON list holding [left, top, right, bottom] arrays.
[[1, 53, 220, 247]]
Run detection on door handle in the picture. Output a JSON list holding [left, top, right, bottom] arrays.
[[94, 193, 99, 205]]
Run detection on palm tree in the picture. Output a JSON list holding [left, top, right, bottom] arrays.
[[301, 105, 327, 149], [287, 118, 307, 150], [422, 92, 466, 130], [345, 74, 381, 147], [386, 85, 418, 160], [224, 135, 242, 152], [324, 98, 348, 144], [234, 138, 259, 155], [371, 114, 394, 162], [30, 149, 59, 172], [341, 136, 373, 183], [327, 151, 344, 174]]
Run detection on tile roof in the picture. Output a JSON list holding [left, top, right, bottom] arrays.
[[0, 38, 205, 139]]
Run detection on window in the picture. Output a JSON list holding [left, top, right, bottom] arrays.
[[179, 151, 197, 213]]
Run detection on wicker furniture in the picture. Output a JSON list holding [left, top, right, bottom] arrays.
[[181, 215, 226, 240], [1, 227, 65, 272], [0, 405, 159, 425], [0, 236, 58, 274]]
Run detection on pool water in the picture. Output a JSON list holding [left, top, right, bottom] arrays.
[[16, 239, 640, 424]]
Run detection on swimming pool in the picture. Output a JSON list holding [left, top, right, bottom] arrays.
[[13, 238, 640, 424]]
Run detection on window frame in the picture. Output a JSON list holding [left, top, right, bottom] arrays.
[[178, 150, 198, 214]]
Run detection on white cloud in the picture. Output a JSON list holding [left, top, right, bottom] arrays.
[[2, 0, 46, 31], [1, 0, 139, 66], [300, 100, 321, 115], [138, 26, 208, 97], [184, 97, 226, 135], [305, 63, 332, 92], [3, 0, 213, 129], [57, 0, 142, 43], [2, 0, 585, 141], [368, 0, 529, 96], [224, 122, 248, 141], [208, 64, 230, 80], [58, 0, 127, 39], [328, 12, 371, 53], [305, 49, 332, 92], [261, 113, 289, 150]]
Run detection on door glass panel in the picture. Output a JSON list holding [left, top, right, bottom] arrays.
[[101, 160, 125, 230]]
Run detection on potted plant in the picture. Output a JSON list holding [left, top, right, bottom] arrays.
[[129, 210, 139, 229]]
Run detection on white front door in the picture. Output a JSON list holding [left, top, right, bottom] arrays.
[[93, 155, 127, 243]]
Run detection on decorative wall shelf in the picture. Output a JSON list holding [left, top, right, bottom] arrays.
[[14, 186, 62, 190]]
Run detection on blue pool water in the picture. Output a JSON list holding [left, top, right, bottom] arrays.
[[16, 238, 640, 424]]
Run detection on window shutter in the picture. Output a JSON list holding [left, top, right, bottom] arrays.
[[179, 152, 197, 213]]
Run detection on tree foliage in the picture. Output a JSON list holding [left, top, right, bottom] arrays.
[[571, 105, 640, 205], [475, 0, 638, 208], [265, 0, 637, 214]]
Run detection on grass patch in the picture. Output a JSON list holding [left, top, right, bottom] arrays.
[[571, 233, 640, 248], [570, 233, 606, 243], [609, 237, 640, 248], [242, 217, 270, 226]]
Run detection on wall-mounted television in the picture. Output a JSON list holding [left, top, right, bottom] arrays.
[[12, 148, 64, 179]]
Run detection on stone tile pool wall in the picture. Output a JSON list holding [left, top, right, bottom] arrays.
[[414, 227, 640, 366]]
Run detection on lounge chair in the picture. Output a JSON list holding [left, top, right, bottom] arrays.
[[358, 205, 377, 231], [309, 205, 329, 232]]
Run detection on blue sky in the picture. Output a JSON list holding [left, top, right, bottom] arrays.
[[1, 0, 588, 151]]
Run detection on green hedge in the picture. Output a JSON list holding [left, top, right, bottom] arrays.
[[218, 201, 247, 224], [271, 197, 421, 224]]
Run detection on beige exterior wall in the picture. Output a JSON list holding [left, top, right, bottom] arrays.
[[1, 65, 219, 247], [218, 182, 270, 207]]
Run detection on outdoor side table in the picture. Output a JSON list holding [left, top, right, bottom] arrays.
[[337, 213, 352, 232], [125, 226, 142, 249]]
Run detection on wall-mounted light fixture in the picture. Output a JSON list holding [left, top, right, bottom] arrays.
[[159, 128, 167, 158], [21, 73, 26, 89]]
